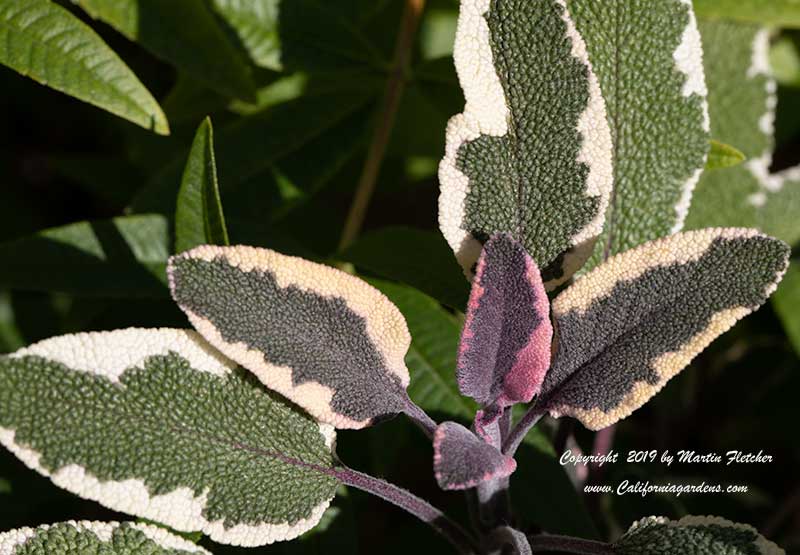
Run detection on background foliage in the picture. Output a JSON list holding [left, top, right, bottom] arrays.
[[0, 0, 798, 553]]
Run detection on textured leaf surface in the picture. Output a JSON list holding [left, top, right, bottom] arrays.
[[433, 422, 516, 490], [540, 229, 789, 430], [75, 0, 255, 101], [686, 21, 800, 246], [694, 0, 800, 28], [439, 0, 613, 288], [457, 234, 552, 409], [616, 516, 784, 555], [773, 262, 800, 355], [707, 139, 746, 170], [0, 0, 168, 134], [0, 521, 210, 555], [342, 227, 470, 311], [0, 215, 169, 298], [169, 246, 414, 429], [175, 118, 230, 254], [370, 280, 476, 420], [0, 329, 339, 547], [570, 0, 709, 268]]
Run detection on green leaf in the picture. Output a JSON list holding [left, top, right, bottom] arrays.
[[440, 0, 614, 289], [770, 35, 800, 87], [342, 227, 470, 311], [131, 92, 373, 216], [706, 139, 746, 170], [0, 521, 212, 554], [74, 0, 256, 101], [0, 215, 170, 298], [773, 260, 800, 355], [570, 0, 710, 270], [368, 279, 476, 420], [0, 329, 340, 546], [175, 118, 230, 254], [0, 0, 168, 134], [694, 0, 800, 28], [616, 515, 784, 555], [0, 477, 9, 494], [541, 229, 789, 431], [210, 0, 385, 72], [686, 21, 800, 246]]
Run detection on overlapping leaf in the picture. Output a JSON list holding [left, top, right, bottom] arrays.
[[0, 521, 211, 555], [457, 234, 552, 411], [175, 118, 230, 254], [539, 229, 788, 430], [433, 422, 515, 491], [0, 0, 168, 134], [439, 0, 613, 288], [169, 246, 417, 429], [0, 329, 339, 546], [616, 516, 785, 555], [74, 0, 256, 101], [569, 0, 710, 269], [0, 215, 169, 298], [686, 21, 800, 246]]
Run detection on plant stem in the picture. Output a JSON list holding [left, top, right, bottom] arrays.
[[402, 394, 438, 438], [503, 406, 546, 457], [528, 534, 614, 555], [338, 0, 426, 251], [337, 466, 480, 554]]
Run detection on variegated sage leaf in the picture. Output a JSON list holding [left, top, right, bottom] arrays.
[[168, 246, 416, 430], [0, 329, 339, 547], [616, 516, 784, 555], [540, 229, 789, 430], [686, 21, 800, 246], [569, 0, 710, 269], [433, 422, 516, 491], [0, 521, 211, 555], [439, 0, 613, 289], [457, 234, 552, 409]]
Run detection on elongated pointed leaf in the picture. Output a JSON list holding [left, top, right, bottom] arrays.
[[439, 0, 613, 289], [175, 118, 230, 254], [0, 329, 339, 546], [0, 0, 168, 134], [687, 21, 800, 246], [0, 215, 169, 298], [0, 521, 211, 555], [75, 0, 255, 101], [616, 516, 784, 555], [540, 229, 789, 430], [433, 422, 516, 491], [169, 246, 414, 429], [694, 0, 800, 28], [369, 279, 476, 420], [458, 234, 552, 409], [706, 139, 746, 170], [570, 0, 709, 269]]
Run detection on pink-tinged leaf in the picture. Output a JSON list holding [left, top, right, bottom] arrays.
[[433, 422, 516, 491], [457, 234, 553, 409]]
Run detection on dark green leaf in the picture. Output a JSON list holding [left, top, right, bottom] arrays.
[[0, 0, 168, 134], [343, 227, 470, 311], [175, 118, 230, 253], [75, 0, 256, 101], [773, 260, 800, 355], [0, 215, 170, 298]]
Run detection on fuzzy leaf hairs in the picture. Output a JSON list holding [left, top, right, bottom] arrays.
[[168, 245, 434, 431], [433, 422, 516, 491]]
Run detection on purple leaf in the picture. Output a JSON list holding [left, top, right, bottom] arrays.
[[457, 234, 553, 408], [433, 422, 516, 491]]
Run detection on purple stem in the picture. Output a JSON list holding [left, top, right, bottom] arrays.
[[528, 534, 614, 554], [503, 405, 546, 456], [336, 466, 479, 554], [474, 408, 512, 531], [402, 394, 437, 438]]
